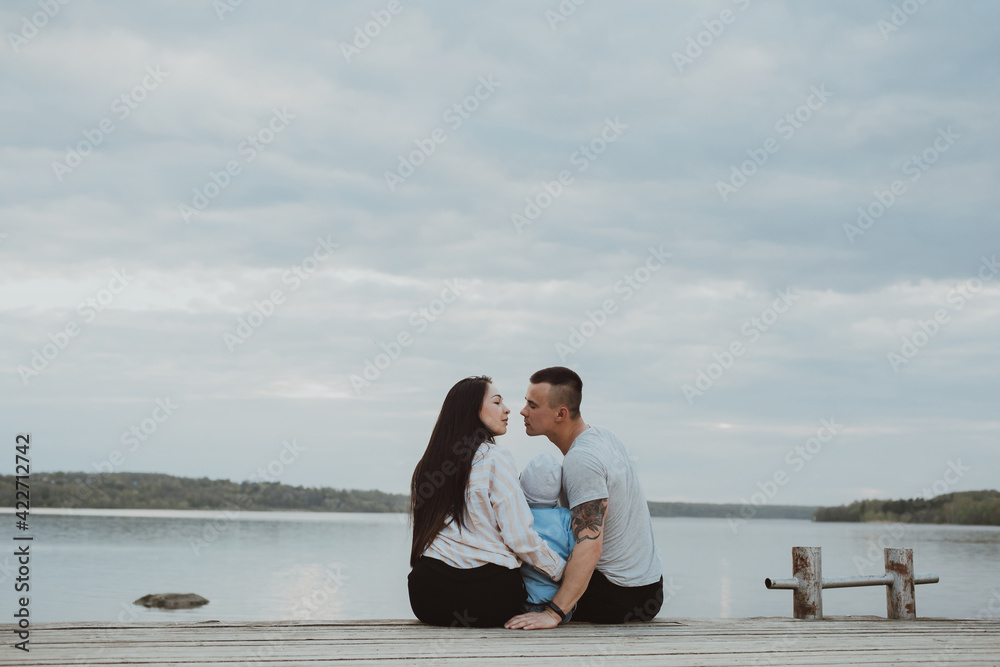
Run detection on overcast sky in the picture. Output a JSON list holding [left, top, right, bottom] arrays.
[[2, 0, 997, 508]]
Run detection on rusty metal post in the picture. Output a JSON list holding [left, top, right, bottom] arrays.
[[885, 547, 916, 620], [766, 547, 938, 619], [792, 546, 822, 620]]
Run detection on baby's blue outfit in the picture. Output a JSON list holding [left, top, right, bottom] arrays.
[[521, 506, 573, 604]]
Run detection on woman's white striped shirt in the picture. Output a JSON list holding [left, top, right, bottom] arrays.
[[421, 443, 566, 581]]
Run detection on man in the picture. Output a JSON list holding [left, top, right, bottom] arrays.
[[505, 366, 663, 630]]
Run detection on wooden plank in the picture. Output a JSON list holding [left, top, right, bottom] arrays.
[[4, 618, 998, 666]]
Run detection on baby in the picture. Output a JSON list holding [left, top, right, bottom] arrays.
[[519, 453, 574, 621]]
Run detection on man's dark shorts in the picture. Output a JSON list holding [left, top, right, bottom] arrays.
[[574, 569, 664, 623]]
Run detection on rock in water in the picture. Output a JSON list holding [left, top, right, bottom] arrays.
[[134, 593, 209, 609]]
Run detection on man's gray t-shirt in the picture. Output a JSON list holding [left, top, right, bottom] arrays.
[[562, 426, 662, 587]]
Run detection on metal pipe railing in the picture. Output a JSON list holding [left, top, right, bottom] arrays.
[[819, 574, 893, 589], [764, 546, 939, 620]]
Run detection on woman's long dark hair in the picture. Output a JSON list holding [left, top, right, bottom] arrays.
[[410, 375, 495, 566]]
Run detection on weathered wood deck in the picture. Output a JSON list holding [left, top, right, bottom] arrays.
[[4, 617, 999, 666]]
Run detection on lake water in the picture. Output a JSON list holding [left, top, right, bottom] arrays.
[[4, 509, 999, 623]]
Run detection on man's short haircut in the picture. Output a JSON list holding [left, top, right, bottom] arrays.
[[530, 366, 583, 419]]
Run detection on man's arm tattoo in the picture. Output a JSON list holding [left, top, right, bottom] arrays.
[[570, 498, 608, 544]]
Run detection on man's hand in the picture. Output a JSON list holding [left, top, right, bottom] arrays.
[[504, 608, 561, 630]]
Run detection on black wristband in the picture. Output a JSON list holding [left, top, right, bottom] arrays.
[[547, 601, 567, 624]]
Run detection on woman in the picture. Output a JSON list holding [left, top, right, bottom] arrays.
[[407, 375, 566, 627]]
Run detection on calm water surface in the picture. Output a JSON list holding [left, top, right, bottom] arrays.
[[4, 509, 998, 623]]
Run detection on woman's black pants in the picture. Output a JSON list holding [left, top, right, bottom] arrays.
[[408, 556, 526, 628]]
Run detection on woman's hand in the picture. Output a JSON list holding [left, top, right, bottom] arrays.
[[504, 608, 561, 630]]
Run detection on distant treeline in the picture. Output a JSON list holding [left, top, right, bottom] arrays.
[[4, 471, 823, 519], [14, 473, 995, 526], [3, 472, 408, 513], [647, 501, 816, 520], [813, 490, 1000, 526]]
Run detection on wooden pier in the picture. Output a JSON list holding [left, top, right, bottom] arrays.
[[5, 617, 999, 666]]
